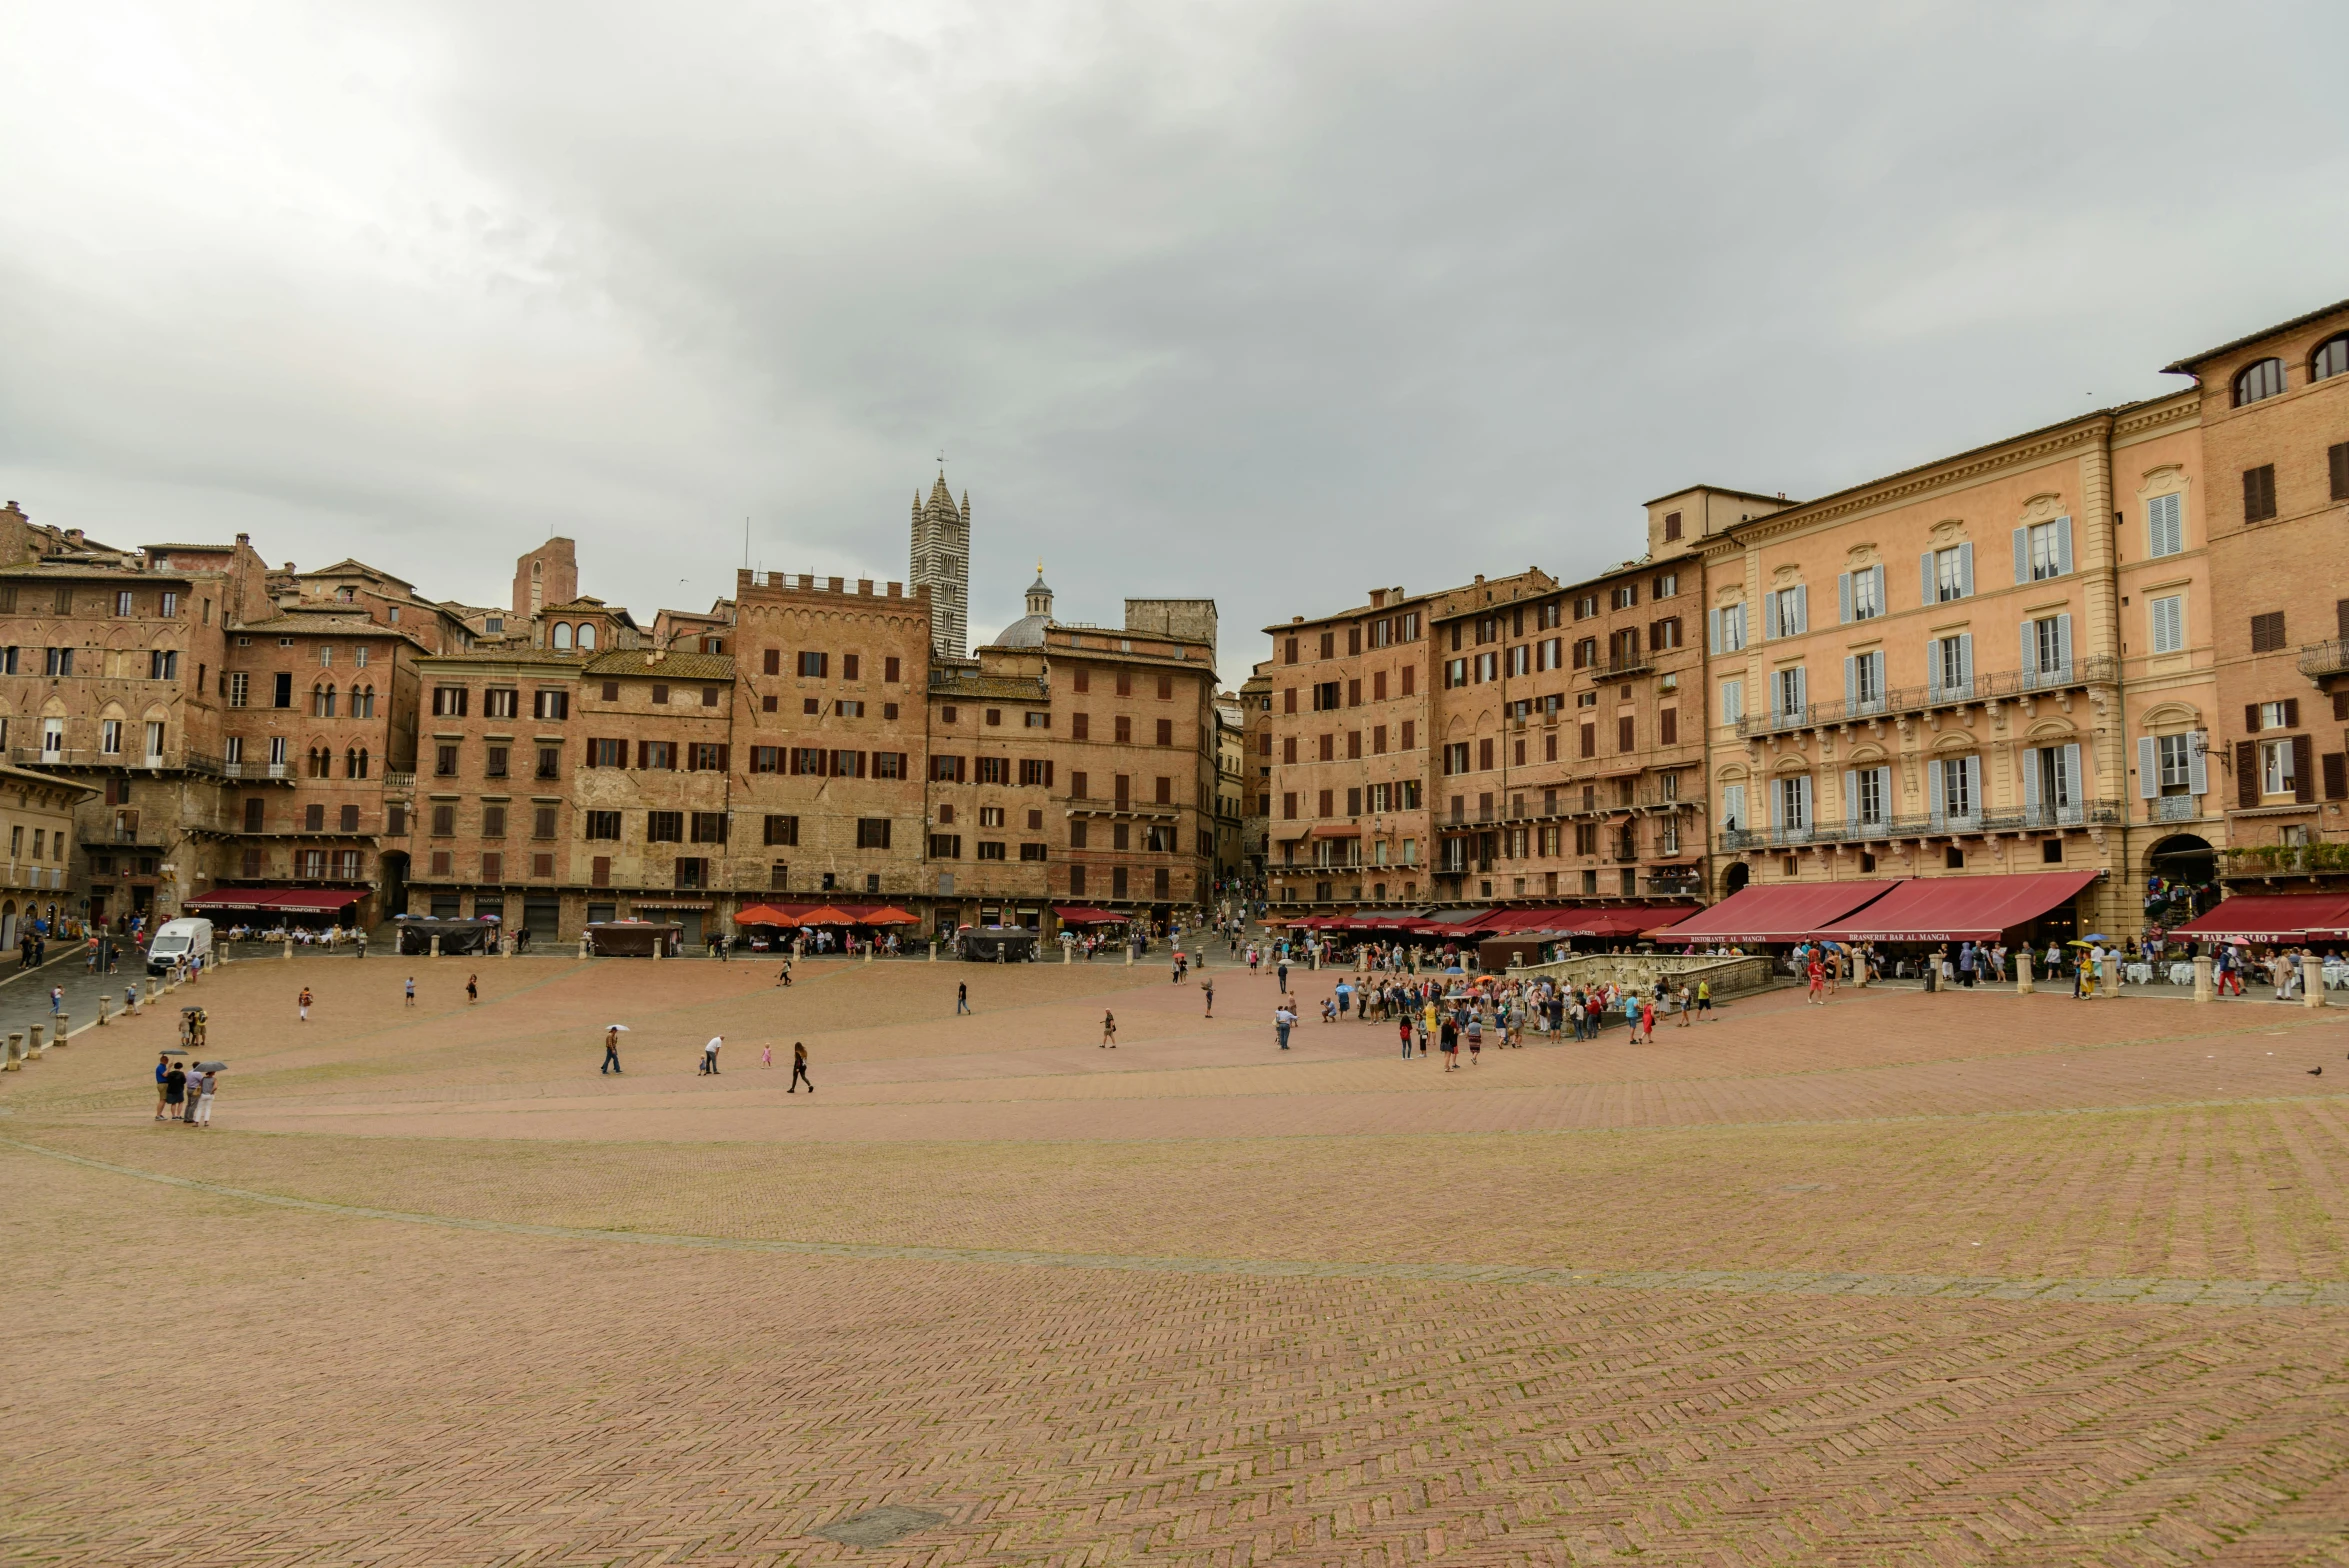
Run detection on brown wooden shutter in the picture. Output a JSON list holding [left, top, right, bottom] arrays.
[[2236, 740, 2259, 808], [2333, 443, 2349, 502], [2338, 597, 2349, 641], [763, 648, 779, 675], [2244, 704, 2262, 734], [2282, 697, 2300, 728], [2324, 752, 2349, 802], [2293, 734, 2316, 802], [717, 744, 730, 772], [637, 739, 650, 769], [2334, 691, 2349, 722]]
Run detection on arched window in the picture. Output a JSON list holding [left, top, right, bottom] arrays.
[[312, 683, 336, 718], [352, 685, 374, 719], [577, 621, 597, 650], [2233, 357, 2286, 405], [551, 622, 573, 650], [352, 746, 369, 779], [2312, 333, 2349, 383]]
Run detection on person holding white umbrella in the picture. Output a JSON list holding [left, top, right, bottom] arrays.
[[601, 1025, 627, 1075]]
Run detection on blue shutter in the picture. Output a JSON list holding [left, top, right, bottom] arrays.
[[2060, 743, 2081, 816], [2054, 516, 2073, 576], [1768, 781, 1782, 831], [1965, 757, 1982, 820], [1957, 541, 1974, 598], [2137, 736, 2158, 800], [1708, 608, 1722, 654], [2055, 612, 2072, 675], [2188, 732, 2208, 796], [1723, 783, 1745, 832], [1791, 666, 1807, 713], [2012, 527, 2028, 585], [1927, 638, 1942, 700], [1870, 565, 1886, 617], [1958, 632, 1974, 692], [1838, 573, 1853, 624], [1796, 775, 1812, 828], [2024, 748, 2042, 814], [1843, 769, 1858, 825], [1843, 655, 1856, 708], [1791, 583, 1808, 634], [1929, 759, 1945, 825], [1922, 552, 1937, 606], [2020, 619, 2037, 679]]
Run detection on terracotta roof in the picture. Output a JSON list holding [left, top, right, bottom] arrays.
[[0, 560, 166, 580], [928, 675, 1049, 702], [2164, 296, 2349, 374], [415, 647, 596, 670], [0, 763, 100, 796], [583, 649, 735, 681], [141, 543, 244, 554]]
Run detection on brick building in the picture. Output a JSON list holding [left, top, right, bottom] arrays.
[[1237, 662, 1272, 887], [1430, 547, 1708, 907], [0, 762, 97, 945], [211, 605, 429, 927], [729, 571, 933, 911], [2161, 300, 2349, 886], [0, 513, 276, 927]]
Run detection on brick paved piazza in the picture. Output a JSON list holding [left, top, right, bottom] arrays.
[[5, 956, 2348, 1566]]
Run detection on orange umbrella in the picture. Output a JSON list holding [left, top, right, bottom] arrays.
[[861, 906, 917, 925], [795, 906, 855, 925], [732, 904, 794, 926]]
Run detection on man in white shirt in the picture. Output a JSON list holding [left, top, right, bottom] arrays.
[[702, 1036, 723, 1075]]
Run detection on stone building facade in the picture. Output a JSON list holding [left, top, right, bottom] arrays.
[[0, 763, 96, 945]]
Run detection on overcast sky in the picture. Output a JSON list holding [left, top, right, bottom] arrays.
[[3, 2, 2344, 673]]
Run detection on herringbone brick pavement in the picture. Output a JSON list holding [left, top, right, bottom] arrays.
[[0, 957, 2344, 1564]]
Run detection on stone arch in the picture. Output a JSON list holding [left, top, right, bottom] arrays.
[[2022, 718, 2081, 745], [1928, 730, 1979, 756], [1720, 861, 1751, 898], [1845, 742, 1889, 768], [2139, 700, 2202, 731]]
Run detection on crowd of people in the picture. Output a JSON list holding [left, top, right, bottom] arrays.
[[1294, 968, 1715, 1057]]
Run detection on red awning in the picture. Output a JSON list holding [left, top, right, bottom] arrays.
[[187, 888, 365, 913], [1646, 881, 1902, 944], [1307, 824, 1362, 838], [1812, 870, 2101, 942], [2173, 892, 2349, 942], [1051, 905, 1124, 924], [1578, 904, 1700, 938]]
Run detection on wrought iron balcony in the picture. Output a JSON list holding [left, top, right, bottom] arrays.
[[2298, 639, 2349, 682], [1722, 799, 2122, 851], [1735, 656, 2119, 738]]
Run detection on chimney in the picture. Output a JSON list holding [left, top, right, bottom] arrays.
[[1369, 589, 1386, 609]]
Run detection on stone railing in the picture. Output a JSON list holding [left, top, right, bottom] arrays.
[[1503, 951, 1776, 997]]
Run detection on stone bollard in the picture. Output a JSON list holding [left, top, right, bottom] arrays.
[[501, 933, 512, 959], [2194, 952, 2214, 1003], [865, 942, 874, 965], [578, 936, 590, 960], [429, 934, 441, 959], [99, 995, 111, 1025], [651, 939, 661, 961], [1124, 943, 1133, 966], [2016, 950, 2034, 995], [2101, 956, 2120, 997], [282, 937, 293, 961], [2305, 953, 2327, 1009], [3, 1032, 21, 1070], [1063, 941, 1071, 964], [146, 976, 160, 1004], [52, 1014, 68, 1044], [928, 940, 937, 962], [27, 1023, 43, 1057]]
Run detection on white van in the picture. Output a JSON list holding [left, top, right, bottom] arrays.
[[146, 917, 214, 976]]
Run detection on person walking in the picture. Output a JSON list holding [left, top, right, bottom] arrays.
[[1805, 956, 1826, 1005], [777, 959, 793, 988], [1201, 978, 1214, 1018], [761, 1042, 773, 1069], [601, 1027, 624, 1074], [1439, 1013, 1459, 1070], [701, 1035, 723, 1075], [404, 976, 416, 1007], [190, 1067, 217, 1128], [465, 973, 479, 1005], [1465, 1012, 1482, 1065], [162, 1060, 188, 1122], [1274, 1003, 1295, 1051], [49, 985, 62, 1017], [1101, 1010, 1118, 1048], [1276, 958, 1290, 995], [297, 986, 313, 1024], [153, 1053, 173, 1120], [1674, 983, 1694, 1028], [956, 981, 970, 1016], [1398, 1014, 1414, 1059], [789, 1041, 813, 1093]]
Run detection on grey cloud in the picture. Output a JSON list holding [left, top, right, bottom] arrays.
[[2, 1, 2342, 661]]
